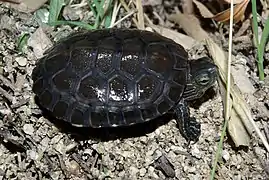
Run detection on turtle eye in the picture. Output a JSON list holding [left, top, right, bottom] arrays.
[[196, 73, 210, 86]]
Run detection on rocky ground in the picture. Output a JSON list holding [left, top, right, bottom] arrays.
[[0, 0, 269, 180]]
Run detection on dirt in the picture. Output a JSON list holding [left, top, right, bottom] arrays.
[[0, 1, 269, 180]]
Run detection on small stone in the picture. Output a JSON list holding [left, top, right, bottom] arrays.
[[191, 145, 201, 158], [50, 171, 61, 180], [129, 166, 139, 177], [23, 124, 34, 135], [91, 168, 100, 178], [15, 57, 27, 66], [148, 166, 159, 179], [222, 150, 230, 162], [66, 160, 80, 175], [188, 166, 196, 173], [139, 168, 147, 177], [154, 154, 175, 178], [27, 150, 38, 160], [40, 137, 49, 148], [83, 148, 93, 155]]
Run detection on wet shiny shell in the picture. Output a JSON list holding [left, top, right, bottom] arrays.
[[32, 28, 189, 127]]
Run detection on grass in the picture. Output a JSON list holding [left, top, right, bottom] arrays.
[[210, 1, 269, 179], [251, 0, 269, 82], [17, 33, 30, 53], [47, 0, 114, 30]]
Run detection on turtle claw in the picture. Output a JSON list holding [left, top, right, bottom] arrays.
[[174, 99, 201, 143]]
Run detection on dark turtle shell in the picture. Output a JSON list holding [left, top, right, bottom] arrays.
[[32, 28, 189, 127]]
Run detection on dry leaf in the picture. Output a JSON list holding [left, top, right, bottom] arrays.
[[149, 24, 197, 50], [168, 12, 209, 41], [193, 0, 214, 18], [27, 27, 52, 58], [213, 0, 250, 23]]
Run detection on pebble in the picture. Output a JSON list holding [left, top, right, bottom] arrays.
[[222, 150, 230, 162], [15, 57, 27, 67], [27, 150, 38, 161], [139, 168, 147, 177], [191, 144, 201, 159], [66, 160, 80, 175], [148, 166, 159, 179], [23, 124, 34, 135], [129, 166, 139, 177]]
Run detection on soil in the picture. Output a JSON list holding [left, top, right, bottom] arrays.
[[0, 1, 268, 179]]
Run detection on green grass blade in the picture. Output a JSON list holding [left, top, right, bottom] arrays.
[[251, 0, 259, 46], [17, 33, 30, 53], [104, 0, 113, 28], [48, 0, 65, 24], [259, 18, 269, 61], [251, 0, 265, 81], [88, 1, 98, 18]]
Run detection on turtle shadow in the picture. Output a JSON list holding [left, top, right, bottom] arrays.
[[34, 97, 173, 142]]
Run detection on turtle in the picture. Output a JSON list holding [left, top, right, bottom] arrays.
[[32, 28, 218, 142]]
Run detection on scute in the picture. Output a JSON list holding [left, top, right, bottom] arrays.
[[96, 49, 114, 74], [32, 28, 189, 128], [108, 76, 133, 103], [145, 43, 174, 75], [53, 70, 76, 92], [78, 75, 106, 103], [70, 48, 95, 73], [137, 75, 159, 102]]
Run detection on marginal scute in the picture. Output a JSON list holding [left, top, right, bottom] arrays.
[[53, 101, 68, 118], [91, 111, 108, 127], [157, 99, 172, 114], [71, 109, 84, 125], [39, 90, 53, 107], [108, 111, 124, 126], [32, 78, 44, 94], [141, 106, 158, 120], [124, 109, 142, 124], [44, 53, 69, 74]]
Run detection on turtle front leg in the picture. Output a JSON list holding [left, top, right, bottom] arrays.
[[174, 99, 201, 143]]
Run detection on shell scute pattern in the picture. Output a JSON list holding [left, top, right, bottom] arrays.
[[32, 29, 189, 127]]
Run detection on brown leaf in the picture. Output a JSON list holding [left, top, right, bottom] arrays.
[[149, 24, 197, 50], [193, 0, 214, 18], [213, 0, 250, 23]]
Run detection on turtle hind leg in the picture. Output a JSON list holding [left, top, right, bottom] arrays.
[[174, 99, 201, 143]]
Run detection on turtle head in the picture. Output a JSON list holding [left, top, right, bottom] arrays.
[[183, 57, 218, 101]]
